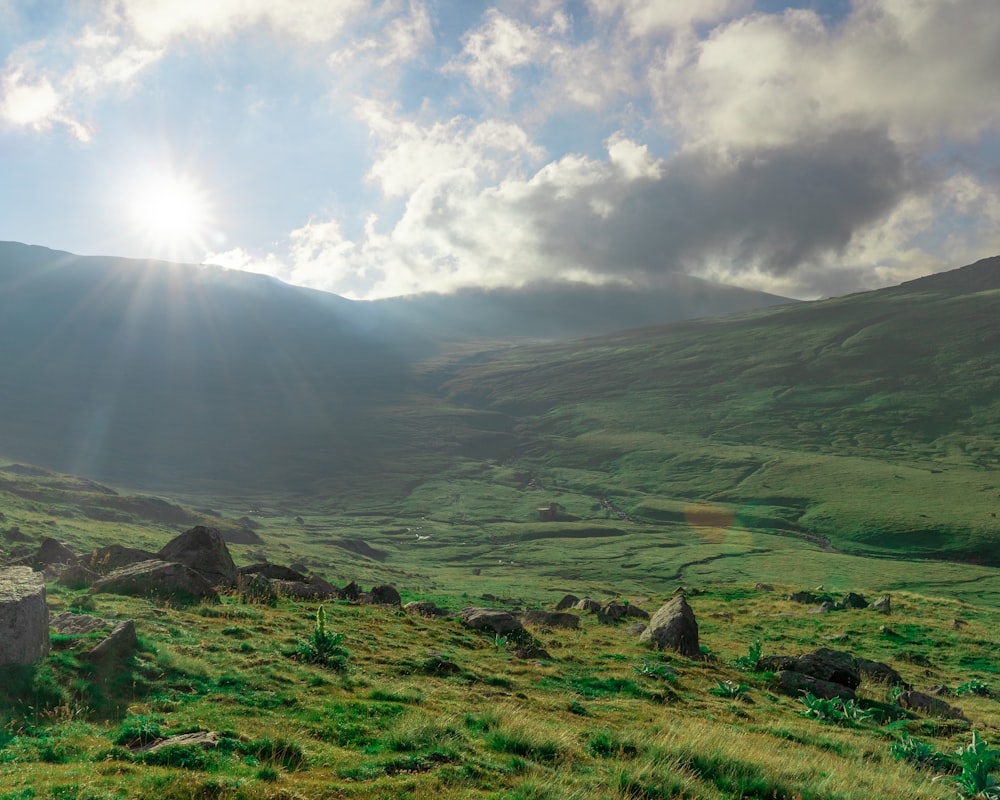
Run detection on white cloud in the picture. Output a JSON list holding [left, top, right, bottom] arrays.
[[110, 0, 369, 45], [588, 0, 747, 37], [655, 0, 1000, 150], [358, 99, 544, 198]]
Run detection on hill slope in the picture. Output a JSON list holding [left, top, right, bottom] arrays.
[[0, 241, 791, 492]]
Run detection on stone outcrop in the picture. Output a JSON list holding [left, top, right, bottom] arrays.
[[554, 594, 579, 611], [573, 598, 601, 613], [871, 594, 892, 614], [761, 648, 907, 698], [86, 545, 159, 574], [90, 559, 219, 603], [459, 607, 524, 635], [237, 563, 308, 582], [33, 538, 77, 568], [157, 526, 237, 588], [898, 691, 966, 719], [0, 567, 50, 665], [639, 595, 700, 658], [522, 609, 579, 629]]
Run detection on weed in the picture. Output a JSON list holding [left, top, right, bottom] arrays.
[[709, 680, 750, 699], [732, 640, 763, 672], [890, 734, 947, 771], [799, 693, 872, 725], [953, 732, 1000, 799], [634, 660, 677, 682], [295, 606, 348, 670], [956, 680, 992, 697]]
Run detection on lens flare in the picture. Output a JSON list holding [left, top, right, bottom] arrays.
[[125, 168, 214, 261]]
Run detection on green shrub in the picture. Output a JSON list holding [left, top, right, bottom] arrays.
[[732, 640, 763, 672], [957, 680, 992, 697], [890, 734, 947, 771], [709, 680, 750, 699], [296, 606, 348, 670]]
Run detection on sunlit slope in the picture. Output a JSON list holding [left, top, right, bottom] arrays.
[[439, 256, 1000, 563]]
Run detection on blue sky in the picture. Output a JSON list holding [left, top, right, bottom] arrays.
[[2, 0, 998, 299]]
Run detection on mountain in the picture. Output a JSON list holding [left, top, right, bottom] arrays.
[[0, 241, 789, 493]]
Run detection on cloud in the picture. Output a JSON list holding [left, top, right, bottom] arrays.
[[0, 62, 90, 140], [109, 0, 369, 45], [588, 0, 747, 37], [655, 0, 1000, 150]]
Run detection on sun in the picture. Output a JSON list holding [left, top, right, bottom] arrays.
[[125, 169, 213, 260]]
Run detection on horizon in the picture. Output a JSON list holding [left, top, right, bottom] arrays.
[[2, 1, 999, 300]]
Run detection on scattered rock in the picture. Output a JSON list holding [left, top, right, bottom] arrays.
[[871, 594, 891, 615], [754, 583, 774, 592], [33, 538, 77, 568], [420, 654, 462, 675], [85, 545, 159, 574], [856, 657, 908, 687], [339, 581, 361, 601], [367, 584, 401, 606], [514, 645, 551, 660], [237, 563, 308, 582], [787, 591, 820, 604], [459, 607, 524, 635], [639, 595, 700, 658], [134, 731, 222, 754], [879, 625, 898, 637], [84, 620, 138, 664], [792, 648, 861, 689], [554, 594, 579, 611], [952, 619, 968, 630], [3, 526, 30, 542], [272, 579, 334, 599], [898, 691, 966, 719], [157, 526, 237, 588], [237, 573, 278, 605], [91, 559, 219, 603], [928, 684, 953, 696], [573, 598, 601, 613], [0, 567, 50, 665], [522, 609, 579, 630], [50, 612, 110, 635], [599, 601, 630, 623], [56, 564, 97, 590], [626, 623, 648, 637], [222, 527, 264, 545], [811, 601, 836, 614], [774, 670, 856, 700], [404, 601, 447, 617], [840, 592, 869, 609]]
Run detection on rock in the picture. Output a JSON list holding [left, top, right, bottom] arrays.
[[404, 601, 447, 617], [927, 684, 953, 696], [811, 601, 836, 614], [157, 526, 237, 588], [787, 591, 819, 604], [879, 625, 898, 637], [84, 620, 138, 664], [840, 592, 869, 609], [237, 573, 278, 606], [307, 575, 338, 596], [420, 654, 462, 675], [272, 579, 333, 599], [856, 658, 908, 687], [91, 559, 219, 603], [339, 581, 361, 601], [793, 648, 861, 689], [33, 538, 77, 568], [639, 595, 700, 658], [626, 623, 648, 637], [625, 604, 650, 619], [754, 583, 774, 592], [50, 612, 110, 635], [599, 601, 630, 622], [134, 731, 222, 754], [573, 598, 601, 613], [3, 526, 30, 542], [459, 607, 524, 635], [85, 545, 159, 574], [222, 527, 264, 545], [774, 670, 856, 700], [237, 563, 308, 582], [522, 609, 579, 629], [0, 567, 50, 665], [514, 645, 551, 660], [898, 691, 966, 719], [367, 585, 401, 606], [554, 594, 579, 611], [757, 655, 799, 672], [56, 564, 97, 590], [871, 594, 891, 615], [953, 618, 968, 630]]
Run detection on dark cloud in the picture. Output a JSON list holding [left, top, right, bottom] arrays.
[[528, 128, 915, 282]]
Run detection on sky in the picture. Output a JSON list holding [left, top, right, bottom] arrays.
[[2, 0, 999, 300]]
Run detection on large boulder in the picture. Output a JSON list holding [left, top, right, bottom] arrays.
[[91, 559, 219, 603], [50, 612, 110, 635], [871, 594, 892, 615], [0, 567, 50, 664], [459, 607, 524, 635], [898, 691, 966, 719], [157, 526, 236, 588], [639, 595, 700, 658], [237, 563, 308, 582], [554, 594, 579, 611], [237, 573, 278, 606], [793, 648, 861, 690], [774, 670, 856, 700], [366, 585, 401, 606]]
